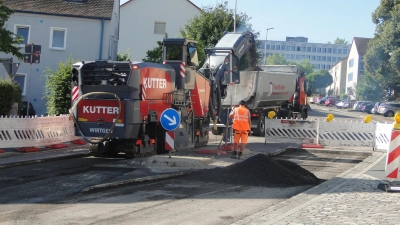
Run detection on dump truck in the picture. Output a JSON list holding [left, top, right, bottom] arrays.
[[216, 65, 308, 136]]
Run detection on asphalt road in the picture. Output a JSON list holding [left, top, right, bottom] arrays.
[[0, 105, 373, 224]]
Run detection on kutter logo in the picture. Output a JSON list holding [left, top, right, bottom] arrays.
[[83, 106, 119, 114], [143, 78, 167, 89]]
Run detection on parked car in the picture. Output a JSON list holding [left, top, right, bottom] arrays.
[[353, 101, 372, 111], [21, 101, 36, 116], [336, 100, 349, 109], [309, 97, 315, 104], [371, 102, 382, 115], [324, 98, 336, 107], [361, 103, 374, 114], [378, 102, 400, 117], [316, 97, 328, 105]]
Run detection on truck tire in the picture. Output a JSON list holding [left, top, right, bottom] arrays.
[[254, 114, 265, 137]]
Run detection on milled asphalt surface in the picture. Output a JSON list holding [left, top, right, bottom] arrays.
[[0, 136, 397, 224]]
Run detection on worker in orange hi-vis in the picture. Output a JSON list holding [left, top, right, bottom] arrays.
[[229, 100, 251, 159]]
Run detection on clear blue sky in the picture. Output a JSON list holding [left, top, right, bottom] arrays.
[[121, 0, 380, 43]]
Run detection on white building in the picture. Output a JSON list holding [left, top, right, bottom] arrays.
[[327, 56, 348, 96], [0, 0, 119, 116], [262, 36, 350, 71], [119, 0, 201, 61], [346, 37, 371, 99]]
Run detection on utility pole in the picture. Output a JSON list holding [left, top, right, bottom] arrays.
[[234, 0, 237, 32], [263, 28, 274, 65]]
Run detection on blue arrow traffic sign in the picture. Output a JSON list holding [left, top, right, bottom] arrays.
[[160, 108, 181, 131]]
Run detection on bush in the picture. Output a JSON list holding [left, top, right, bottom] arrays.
[[44, 57, 76, 116], [0, 79, 22, 116]]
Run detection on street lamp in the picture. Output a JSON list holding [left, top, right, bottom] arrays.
[[264, 27, 274, 65], [234, 0, 237, 32]]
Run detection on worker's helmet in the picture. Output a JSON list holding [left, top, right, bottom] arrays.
[[239, 100, 246, 105]]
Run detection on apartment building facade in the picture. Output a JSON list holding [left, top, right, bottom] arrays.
[[261, 36, 351, 70]]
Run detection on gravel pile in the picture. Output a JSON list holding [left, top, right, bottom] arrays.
[[185, 154, 321, 187]]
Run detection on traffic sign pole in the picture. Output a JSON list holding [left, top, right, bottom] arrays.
[[160, 108, 181, 158]]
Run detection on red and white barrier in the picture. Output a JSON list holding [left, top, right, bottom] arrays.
[[165, 131, 174, 151], [385, 130, 400, 181], [180, 62, 185, 78]]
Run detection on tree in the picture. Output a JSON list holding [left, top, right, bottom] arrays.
[[44, 57, 76, 115], [289, 59, 314, 75], [306, 70, 333, 93], [328, 37, 349, 45], [0, 1, 23, 59], [266, 53, 288, 65], [117, 49, 130, 61], [364, 0, 400, 100], [142, 34, 167, 63], [355, 72, 386, 101], [180, 1, 259, 66]]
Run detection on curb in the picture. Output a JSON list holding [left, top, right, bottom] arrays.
[[81, 171, 192, 193], [0, 151, 90, 169], [285, 147, 374, 156]]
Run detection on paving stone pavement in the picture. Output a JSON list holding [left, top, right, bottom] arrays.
[[233, 151, 400, 225]]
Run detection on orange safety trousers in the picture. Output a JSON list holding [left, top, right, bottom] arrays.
[[231, 106, 250, 144]]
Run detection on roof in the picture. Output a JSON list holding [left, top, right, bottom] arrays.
[[121, 0, 201, 11], [353, 37, 371, 55], [2, 0, 115, 19]]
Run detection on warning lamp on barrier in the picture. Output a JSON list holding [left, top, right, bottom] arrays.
[[364, 115, 372, 123], [326, 114, 334, 122], [268, 111, 276, 119], [394, 112, 400, 130]]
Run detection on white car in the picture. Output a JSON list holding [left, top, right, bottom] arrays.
[[336, 100, 349, 109]]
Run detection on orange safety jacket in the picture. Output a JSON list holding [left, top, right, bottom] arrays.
[[230, 105, 250, 131]]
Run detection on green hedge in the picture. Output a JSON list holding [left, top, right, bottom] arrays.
[[0, 79, 22, 116]]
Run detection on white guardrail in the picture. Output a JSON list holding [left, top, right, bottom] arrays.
[[265, 118, 392, 151], [0, 115, 78, 148]]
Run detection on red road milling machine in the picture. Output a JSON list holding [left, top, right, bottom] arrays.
[[70, 31, 256, 157]]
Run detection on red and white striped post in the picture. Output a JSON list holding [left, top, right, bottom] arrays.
[[385, 130, 400, 181], [165, 131, 174, 158], [72, 86, 79, 102]]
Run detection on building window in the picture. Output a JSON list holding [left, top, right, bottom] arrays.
[[291, 54, 295, 59], [333, 48, 337, 54], [297, 46, 301, 51], [302, 46, 306, 51], [281, 45, 285, 50], [286, 46, 290, 51], [348, 72, 353, 81], [322, 48, 327, 53], [285, 54, 290, 59], [307, 47, 311, 52], [317, 56, 321, 61], [301, 55, 305, 59], [271, 45, 275, 50], [349, 58, 354, 68], [327, 65, 331, 69], [332, 57, 337, 62], [291, 46, 296, 51], [322, 56, 326, 61], [327, 56, 331, 61], [317, 48, 321, 52], [14, 74, 26, 95], [276, 45, 280, 50], [321, 65, 325, 69], [338, 49, 343, 54], [312, 47, 316, 52], [15, 25, 30, 45], [154, 21, 166, 34], [316, 64, 320, 69], [296, 55, 300, 60], [327, 48, 332, 53], [311, 56, 316, 60], [343, 49, 348, 54], [306, 55, 310, 59], [50, 27, 67, 50]]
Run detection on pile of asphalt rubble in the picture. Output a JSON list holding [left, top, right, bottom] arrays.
[[185, 154, 321, 187]]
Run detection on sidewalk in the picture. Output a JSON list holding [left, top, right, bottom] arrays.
[[234, 150, 398, 225]]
